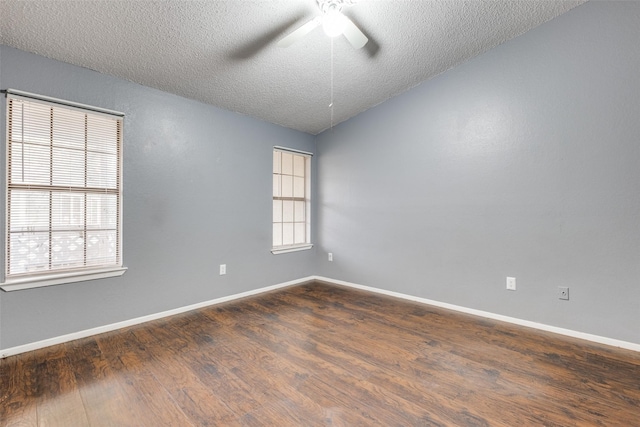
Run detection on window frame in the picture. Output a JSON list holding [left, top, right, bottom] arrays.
[[1, 89, 126, 291], [271, 146, 313, 254]]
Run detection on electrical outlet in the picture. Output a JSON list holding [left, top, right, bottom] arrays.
[[558, 286, 569, 300], [219, 264, 226, 275], [506, 277, 516, 291], [328, 252, 333, 262]]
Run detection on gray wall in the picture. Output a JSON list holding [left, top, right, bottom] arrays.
[[0, 45, 316, 349], [2, 0, 638, 351], [316, 1, 640, 345]]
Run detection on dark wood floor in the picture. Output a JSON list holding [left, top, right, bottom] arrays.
[[1, 282, 639, 426]]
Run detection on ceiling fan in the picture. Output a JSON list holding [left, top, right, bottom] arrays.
[[277, 0, 369, 49]]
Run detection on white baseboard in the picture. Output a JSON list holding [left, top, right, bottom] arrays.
[[313, 276, 640, 353], [3, 275, 638, 358], [0, 276, 314, 358]]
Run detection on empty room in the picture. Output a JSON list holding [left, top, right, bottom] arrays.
[[1, 0, 639, 425]]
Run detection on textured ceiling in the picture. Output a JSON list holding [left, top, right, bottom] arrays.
[[0, 0, 586, 135]]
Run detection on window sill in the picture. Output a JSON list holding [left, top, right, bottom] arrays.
[[0, 267, 127, 292], [271, 244, 313, 255]]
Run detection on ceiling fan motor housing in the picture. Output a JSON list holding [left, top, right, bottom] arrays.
[[278, 0, 367, 49], [317, 0, 357, 14]]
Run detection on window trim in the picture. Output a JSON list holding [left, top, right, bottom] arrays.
[[272, 146, 312, 253], [271, 243, 313, 255], [1, 89, 125, 291], [2, 89, 125, 118], [0, 266, 127, 292]]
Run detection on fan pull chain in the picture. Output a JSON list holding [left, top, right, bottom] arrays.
[[330, 36, 334, 131]]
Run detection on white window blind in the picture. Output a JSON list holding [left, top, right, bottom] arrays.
[[273, 147, 311, 250], [5, 93, 123, 279]]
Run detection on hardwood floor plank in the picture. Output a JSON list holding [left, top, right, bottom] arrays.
[[198, 307, 386, 425], [130, 320, 246, 426], [212, 304, 469, 426], [318, 284, 639, 426], [134, 309, 294, 418], [239, 295, 503, 426], [0, 353, 38, 427], [32, 346, 90, 427], [203, 304, 400, 426], [64, 338, 148, 427], [95, 330, 195, 427], [255, 284, 640, 426], [231, 365, 348, 426], [1, 281, 638, 426]]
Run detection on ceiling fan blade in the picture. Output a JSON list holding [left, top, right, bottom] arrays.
[[342, 16, 368, 49], [277, 16, 322, 48]]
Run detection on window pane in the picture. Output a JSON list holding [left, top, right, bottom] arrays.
[[10, 143, 51, 185], [293, 176, 305, 198], [273, 223, 282, 247], [293, 155, 305, 177], [9, 101, 24, 143], [272, 149, 311, 249], [86, 230, 117, 266], [51, 231, 85, 269], [282, 175, 293, 198], [9, 190, 49, 232], [52, 192, 84, 231], [87, 193, 118, 230], [273, 200, 282, 222], [52, 146, 85, 187], [8, 231, 49, 275], [22, 101, 51, 146], [87, 152, 118, 189], [282, 223, 294, 246], [294, 223, 305, 244], [273, 174, 281, 197], [273, 150, 281, 174], [6, 96, 122, 277], [53, 108, 85, 150], [294, 201, 305, 222], [87, 115, 118, 154], [283, 201, 294, 222], [281, 152, 293, 175]]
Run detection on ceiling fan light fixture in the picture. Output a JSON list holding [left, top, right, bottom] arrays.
[[278, 0, 367, 49], [322, 9, 347, 37]]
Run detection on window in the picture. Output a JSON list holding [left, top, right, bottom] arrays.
[[272, 147, 312, 253], [2, 91, 125, 291]]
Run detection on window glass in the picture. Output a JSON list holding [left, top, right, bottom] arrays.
[[5, 95, 122, 278], [272, 148, 311, 250]]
